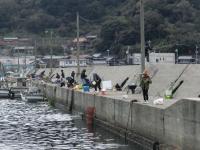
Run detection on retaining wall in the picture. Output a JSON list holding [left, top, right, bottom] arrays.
[[36, 83, 200, 150]]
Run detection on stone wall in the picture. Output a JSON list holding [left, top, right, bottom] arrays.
[[35, 82, 200, 150]]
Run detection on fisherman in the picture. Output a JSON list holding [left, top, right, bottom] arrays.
[[71, 71, 75, 80], [81, 69, 88, 85], [140, 70, 152, 103], [56, 73, 60, 79], [92, 73, 102, 91], [60, 78, 65, 87], [55, 73, 60, 84], [66, 71, 76, 88], [61, 70, 65, 79]]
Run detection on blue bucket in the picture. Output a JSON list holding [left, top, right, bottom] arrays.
[[83, 86, 90, 92]]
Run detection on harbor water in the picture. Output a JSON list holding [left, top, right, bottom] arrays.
[[0, 99, 146, 150]]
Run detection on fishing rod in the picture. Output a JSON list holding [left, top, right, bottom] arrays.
[[164, 64, 190, 99], [171, 64, 190, 87]]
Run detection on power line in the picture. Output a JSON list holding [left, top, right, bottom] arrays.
[[79, 15, 102, 23]]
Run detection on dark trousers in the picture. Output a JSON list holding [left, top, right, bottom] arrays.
[[94, 81, 101, 91], [142, 88, 149, 101]]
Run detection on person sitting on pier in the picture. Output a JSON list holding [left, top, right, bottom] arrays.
[[60, 77, 65, 87], [92, 73, 102, 91], [66, 77, 74, 88], [56, 73, 60, 79], [140, 70, 152, 103], [55, 73, 60, 83]]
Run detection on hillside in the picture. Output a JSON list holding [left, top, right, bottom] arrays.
[[0, 0, 199, 55]]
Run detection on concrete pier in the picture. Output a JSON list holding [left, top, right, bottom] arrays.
[[35, 82, 200, 150]]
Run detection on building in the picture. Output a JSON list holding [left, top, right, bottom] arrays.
[[12, 46, 34, 56], [42, 56, 68, 68], [71, 35, 97, 51], [127, 53, 141, 65], [178, 56, 195, 64], [59, 55, 88, 67], [0, 56, 35, 71], [89, 53, 107, 65], [149, 53, 175, 64]]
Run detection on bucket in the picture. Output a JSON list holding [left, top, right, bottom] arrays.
[[86, 107, 95, 125], [83, 86, 90, 92], [165, 89, 172, 99]]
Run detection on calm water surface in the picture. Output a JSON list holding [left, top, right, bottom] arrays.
[[0, 99, 145, 150]]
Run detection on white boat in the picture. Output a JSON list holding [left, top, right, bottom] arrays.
[[9, 87, 28, 99], [21, 87, 46, 103]]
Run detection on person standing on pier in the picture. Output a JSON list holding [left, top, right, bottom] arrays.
[[81, 69, 88, 85], [140, 70, 152, 103], [93, 73, 102, 91], [61, 70, 65, 79], [71, 71, 75, 80], [60, 70, 65, 87]]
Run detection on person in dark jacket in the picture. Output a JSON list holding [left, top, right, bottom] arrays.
[[92, 73, 102, 91], [60, 78, 65, 87], [71, 71, 75, 80], [66, 71, 76, 88], [81, 69, 88, 85], [56, 73, 60, 79], [61, 70, 65, 79], [140, 70, 152, 103]]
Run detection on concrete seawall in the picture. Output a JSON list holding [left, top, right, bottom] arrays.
[[36, 82, 200, 150]]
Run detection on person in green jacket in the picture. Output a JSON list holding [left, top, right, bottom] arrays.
[[140, 70, 152, 103]]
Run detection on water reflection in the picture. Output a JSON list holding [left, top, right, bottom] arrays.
[[0, 99, 143, 150]]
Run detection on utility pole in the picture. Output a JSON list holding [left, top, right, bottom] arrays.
[[34, 40, 37, 73], [196, 45, 198, 64], [76, 12, 80, 76], [140, 0, 145, 73], [24, 50, 26, 74], [50, 30, 53, 75], [18, 49, 20, 73]]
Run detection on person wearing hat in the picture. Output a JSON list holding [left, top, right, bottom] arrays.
[[140, 70, 152, 103]]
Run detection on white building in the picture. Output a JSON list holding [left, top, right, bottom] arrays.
[[127, 53, 141, 65], [149, 52, 175, 64], [13, 46, 34, 56], [178, 56, 195, 64], [59, 56, 88, 67]]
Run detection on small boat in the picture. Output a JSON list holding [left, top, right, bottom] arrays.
[[0, 88, 10, 98], [9, 87, 28, 99], [21, 87, 46, 103]]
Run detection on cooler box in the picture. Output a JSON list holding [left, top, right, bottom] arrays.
[[83, 86, 90, 92]]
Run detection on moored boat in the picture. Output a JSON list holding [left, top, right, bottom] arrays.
[[21, 87, 46, 103]]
